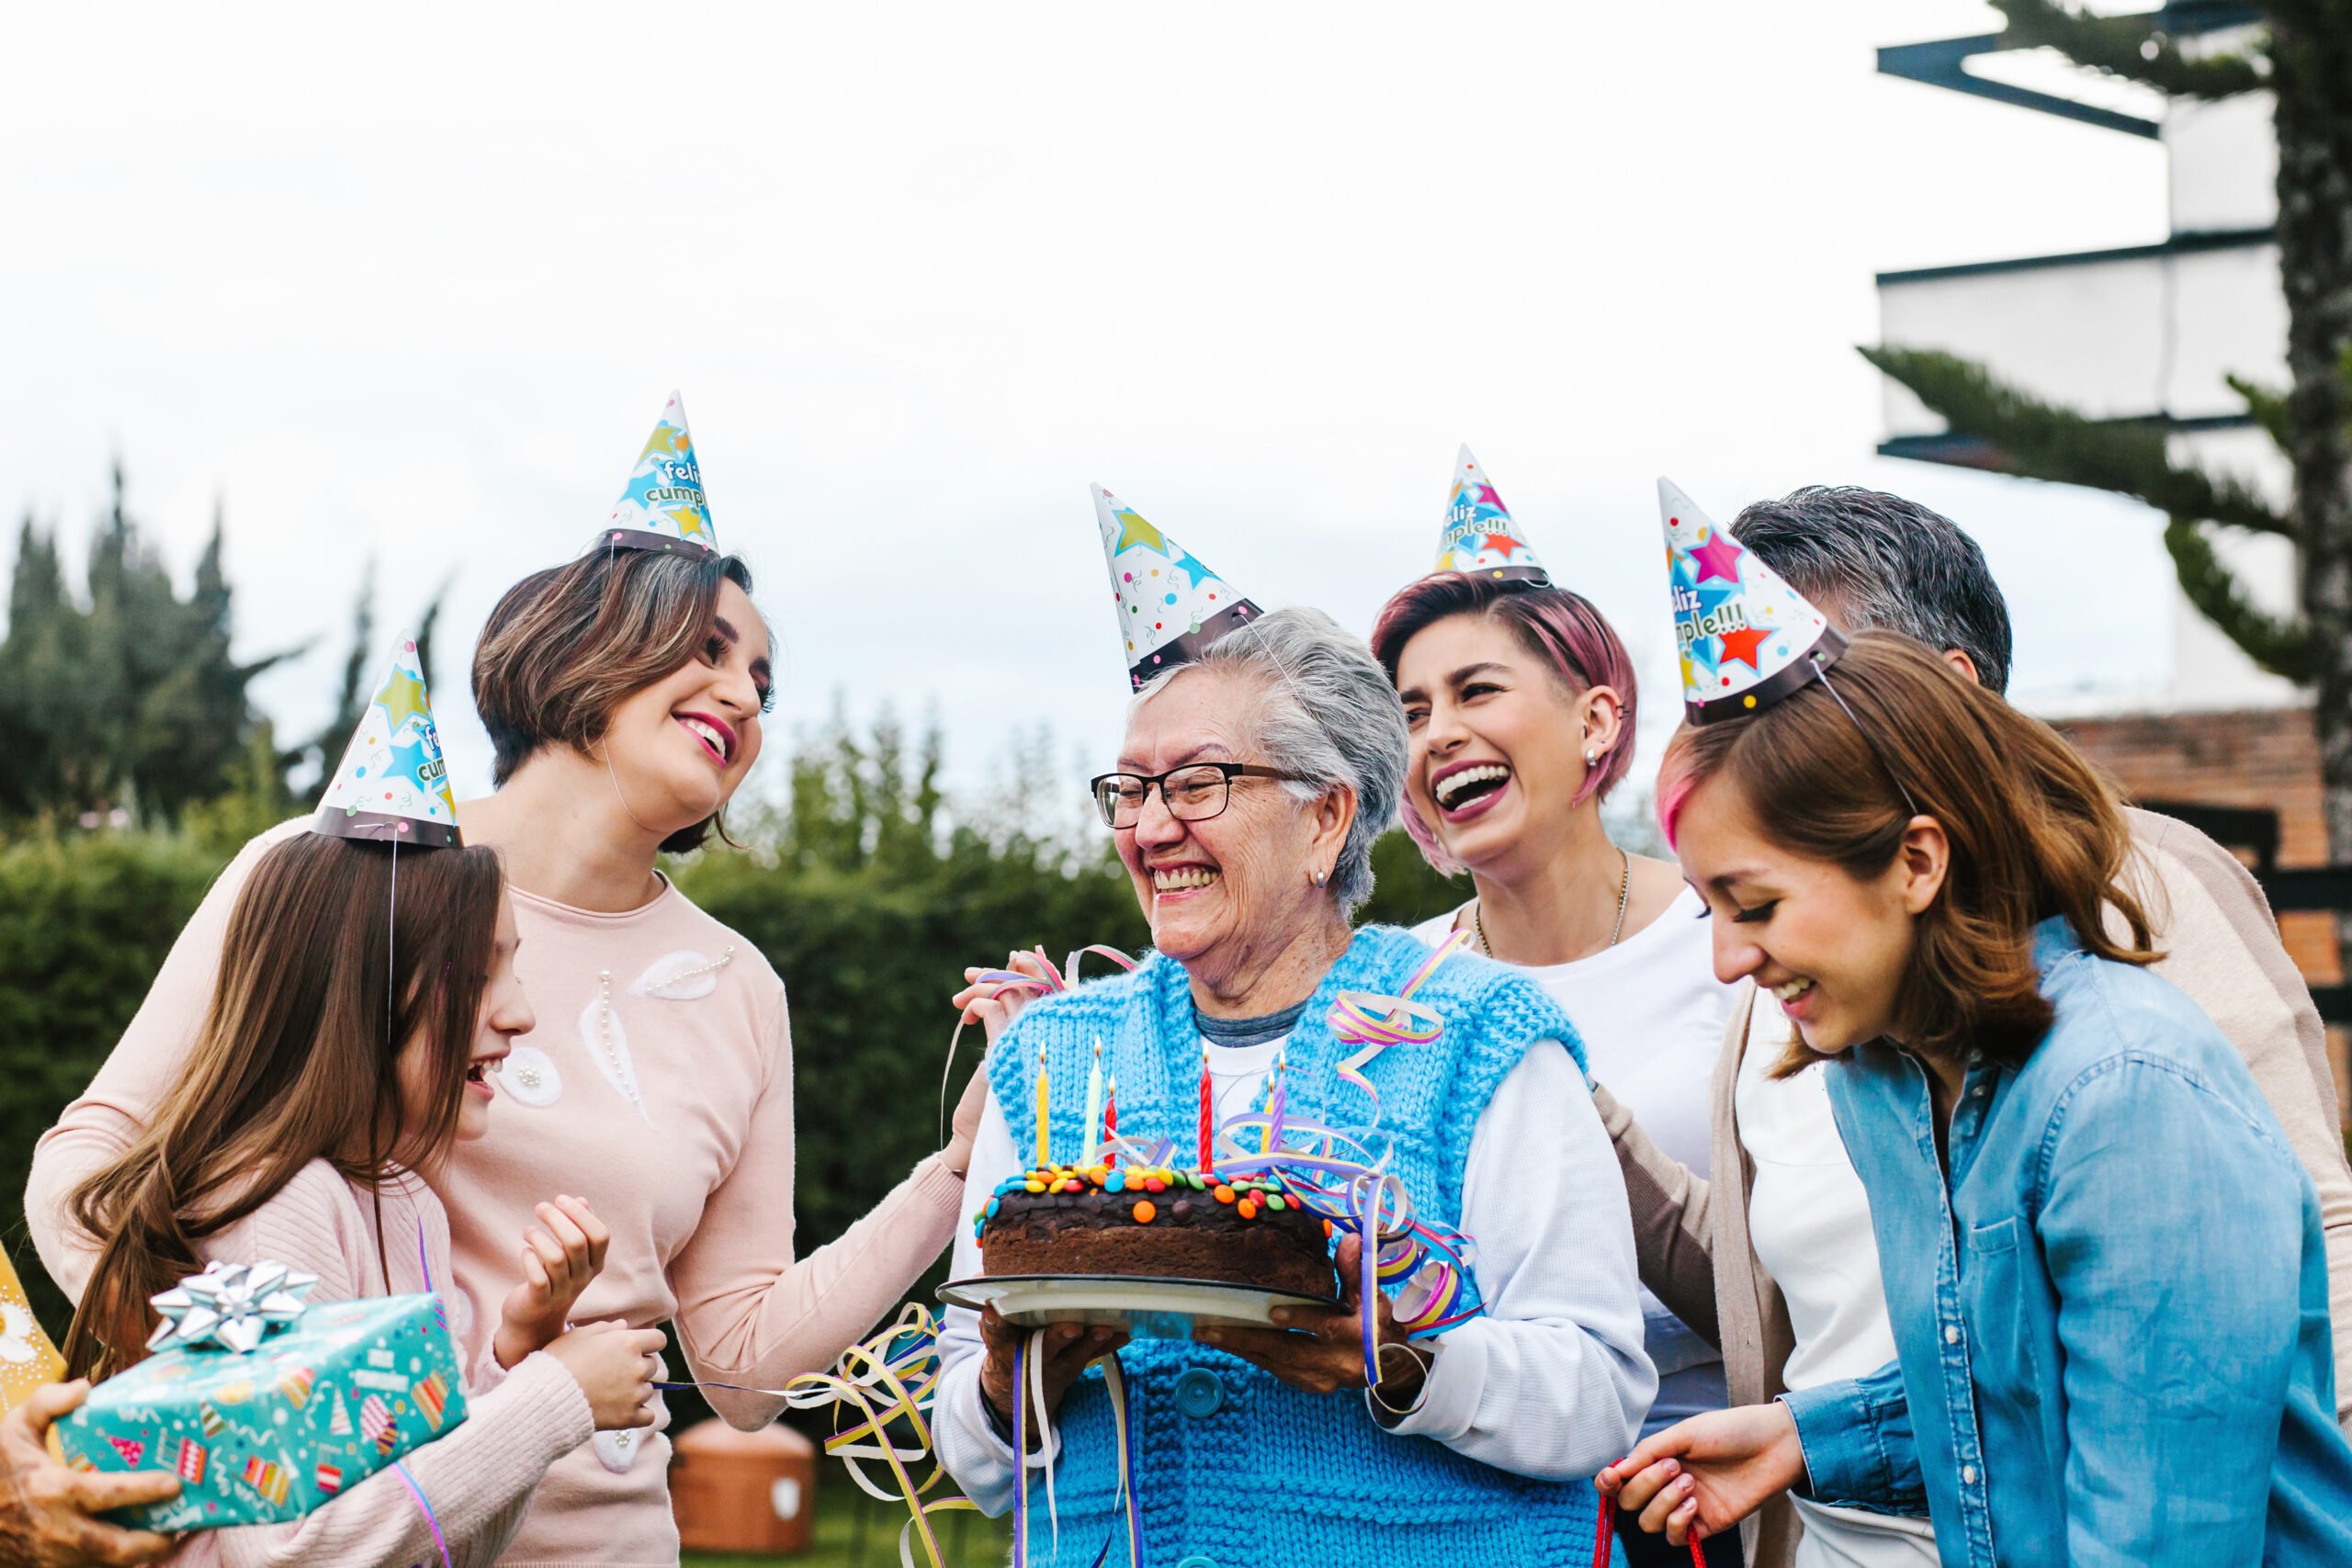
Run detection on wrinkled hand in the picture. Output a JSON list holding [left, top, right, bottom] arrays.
[[0, 1382, 180, 1566], [978, 1307, 1128, 1440], [1193, 1234, 1427, 1403], [1596, 1403, 1806, 1547], [950, 950, 1054, 1046], [495, 1195, 610, 1370]]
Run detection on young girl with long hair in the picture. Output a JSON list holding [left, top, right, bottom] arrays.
[[1600, 633, 2352, 1565], [64, 831, 664, 1568]]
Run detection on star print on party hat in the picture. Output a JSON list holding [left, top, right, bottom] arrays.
[[1660, 476, 1846, 724], [312, 637, 462, 847], [1093, 483, 1262, 692], [1433, 446, 1547, 584], [598, 390, 718, 557]]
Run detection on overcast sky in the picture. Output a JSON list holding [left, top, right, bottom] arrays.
[[2, 3, 2190, 808]]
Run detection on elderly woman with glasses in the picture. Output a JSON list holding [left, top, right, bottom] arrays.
[[934, 606, 1653, 1565]]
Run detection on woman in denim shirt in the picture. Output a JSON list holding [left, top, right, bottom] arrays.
[[1599, 632, 2352, 1566]]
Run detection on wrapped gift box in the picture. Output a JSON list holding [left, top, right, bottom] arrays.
[[0, 1247, 67, 1417], [56, 1266, 467, 1532]]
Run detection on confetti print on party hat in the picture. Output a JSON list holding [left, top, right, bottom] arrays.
[[1091, 483, 1262, 693], [1432, 445, 1548, 584], [311, 636, 462, 848], [597, 390, 718, 557], [1658, 476, 1845, 724]]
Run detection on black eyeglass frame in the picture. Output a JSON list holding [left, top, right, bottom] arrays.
[[1088, 762, 1301, 829]]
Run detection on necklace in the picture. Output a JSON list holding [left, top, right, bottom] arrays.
[[1473, 847, 1630, 960]]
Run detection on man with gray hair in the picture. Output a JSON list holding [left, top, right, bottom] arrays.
[[1598, 485, 2352, 1568]]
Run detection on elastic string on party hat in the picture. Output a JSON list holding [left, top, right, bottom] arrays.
[[1808, 656, 1921, 818], [1592, 1488, 1706, 1567]]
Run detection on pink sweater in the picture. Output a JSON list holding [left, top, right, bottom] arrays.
[[179, 1163, 593, 1568], [29, 820, 967, 1566]]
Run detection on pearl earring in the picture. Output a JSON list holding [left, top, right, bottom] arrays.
[[1311, 867, 1328, 888], [1585, 747, 1600, 767]]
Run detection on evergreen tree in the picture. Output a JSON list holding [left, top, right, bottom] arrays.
[[1869, 1, 2352, 864]]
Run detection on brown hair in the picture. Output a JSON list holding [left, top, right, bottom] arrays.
[[473, 547, 757, 854], [1657, 632, 2156, 1076], [64, 834, 504, 1378]]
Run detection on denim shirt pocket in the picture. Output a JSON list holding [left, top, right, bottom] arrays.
[[1961, 1216, 2041, 1412]]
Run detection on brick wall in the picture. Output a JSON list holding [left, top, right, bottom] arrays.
[[2053, 703, 2350, 1122]]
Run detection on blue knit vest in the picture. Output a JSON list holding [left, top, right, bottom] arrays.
[[983, 924, 1623, 1568]]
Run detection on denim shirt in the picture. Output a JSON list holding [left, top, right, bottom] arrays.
[[1781, 919, 2352, 1566]]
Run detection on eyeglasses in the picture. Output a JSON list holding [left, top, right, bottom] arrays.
[[1089, 762, 1299, 829]]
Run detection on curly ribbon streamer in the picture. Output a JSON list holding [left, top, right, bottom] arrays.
[[1009, 1329, 1140, 1568], [941, 944, 1140, 1145], [653, 1303, 978, 1568], [1325, 929, 1471, 1127]]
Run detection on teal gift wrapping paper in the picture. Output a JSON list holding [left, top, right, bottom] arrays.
[[56, 1293, 469, 1531]]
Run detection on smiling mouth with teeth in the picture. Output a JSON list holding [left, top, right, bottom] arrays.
[[1432, 763, 1511, 810], [679, 716, 730, 762], [1151, 865, 1220, 892], [1772, 979, 1815, 1004]]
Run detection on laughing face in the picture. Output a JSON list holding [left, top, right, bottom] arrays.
[[1396, 611, 1617, 876], [1111, 668, 1337, 984], [401, 895, 535, 1144], [1671, 769, 1933, 1055], [601, 578, 771, 835]]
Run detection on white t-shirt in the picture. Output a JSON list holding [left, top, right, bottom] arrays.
[[1413, 889, 1735, 1433], [1736, 994, 1938, 1564]]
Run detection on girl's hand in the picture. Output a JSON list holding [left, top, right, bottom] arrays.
[[541, 1320, 667, 1431], [943, 1067, 990, 1177], [1596, 1403, 1808, 1547], [949, 951, 1054, 1046], [1193, 1234, 1426, 1401], [495, 1195, 609, 1370], [977, 1306, 1126, 1439]]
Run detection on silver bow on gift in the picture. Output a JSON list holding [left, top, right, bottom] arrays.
[[147, 1261, 319, 1355]]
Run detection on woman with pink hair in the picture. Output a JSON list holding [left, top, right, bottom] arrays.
[[1372, 549, 1740, 1568]]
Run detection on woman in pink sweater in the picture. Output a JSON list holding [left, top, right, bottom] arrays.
[[64, 830, 666, 1567], [30, 543, 986, 1564]]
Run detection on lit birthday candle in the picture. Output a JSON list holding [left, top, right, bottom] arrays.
[[1034, 1041, 1050, 1169], [1081, 1037, 1105, 1166], [1104, 1075, 1119, 1168], [1199, 1041, 1214, 1174]]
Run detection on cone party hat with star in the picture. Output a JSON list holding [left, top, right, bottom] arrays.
[[1660, 477, 1845, 724], [1092, 484, 1262, 692], [312, 636, 462, 846], [598, 390, 718, 556], [1432, 445, 1548, 584]]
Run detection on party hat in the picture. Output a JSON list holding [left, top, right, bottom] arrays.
[[1660, 477, 1845, 724], [312, 637, 462, 847], [598, 390, 718, 556], [0, 1246, 65, 1416], [1092, 484, 1261, 692], [1433, 446, 1547, 584]]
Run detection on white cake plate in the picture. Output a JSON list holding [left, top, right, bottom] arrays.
[[937, 1274, 1338, 1337]]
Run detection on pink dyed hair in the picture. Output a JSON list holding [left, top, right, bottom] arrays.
[[1369, 572, 1640, 875]]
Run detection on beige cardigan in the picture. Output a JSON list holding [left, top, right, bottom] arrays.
[[1596, 807, 2352, 1568]]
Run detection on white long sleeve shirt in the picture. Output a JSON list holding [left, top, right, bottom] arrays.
[[934, 1032, 1654, 1514]]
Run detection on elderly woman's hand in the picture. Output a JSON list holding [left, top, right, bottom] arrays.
[[950, 950, 1054, 1047], [978, 1306, 1128, 1440], [0, 1382, 181, 1567], [1193, 1234, 1430, 1403]]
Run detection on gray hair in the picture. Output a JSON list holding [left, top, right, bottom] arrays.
[[1134, 606, 1406, 918], [1730, 487, 2015, 694]]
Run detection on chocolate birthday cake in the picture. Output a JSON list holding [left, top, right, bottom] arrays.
[[975, 1162, 1338, 1301]]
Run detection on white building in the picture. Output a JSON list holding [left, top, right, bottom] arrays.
[[1874, 1, 2293, 711]]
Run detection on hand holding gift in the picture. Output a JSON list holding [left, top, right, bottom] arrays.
[[0, 1382, 180, 1567], [494, 1195, 609, 1370]]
